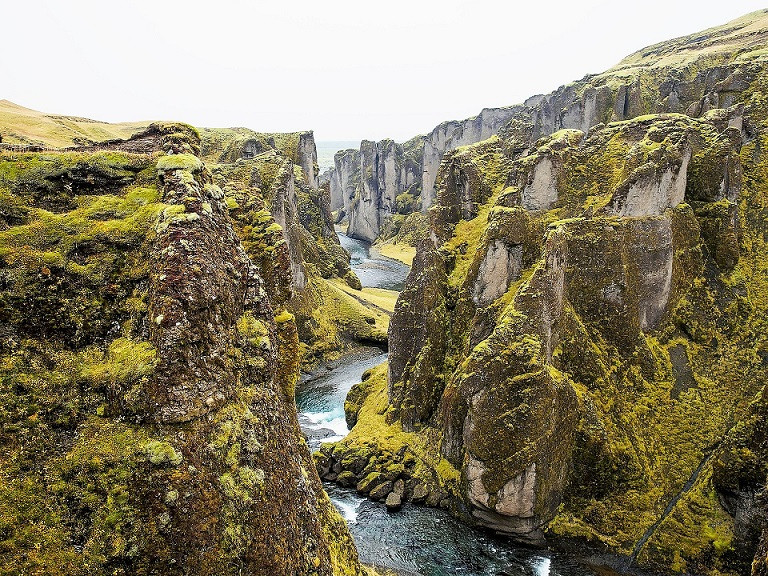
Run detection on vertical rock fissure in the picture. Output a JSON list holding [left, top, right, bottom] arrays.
[[623, 85, 631, 119]]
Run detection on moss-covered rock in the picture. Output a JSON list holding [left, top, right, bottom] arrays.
[[0, 127, 363, 574], [332, 96, 768, 573], [202, 130, 375, 369]]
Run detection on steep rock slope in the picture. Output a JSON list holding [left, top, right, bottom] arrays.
[[0, 124, 363, 575], [199, 127, 388, 366], [337, 137, 426, 242], [200, 127, 356, 293], [329, 111, 517, 242], [331, 9, 768, 245], [1, 106, 390, 369], [322, 12, 768, 576]]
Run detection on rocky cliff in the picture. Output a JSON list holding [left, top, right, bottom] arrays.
[[321, 10, 768, 576], [0, 123, 363, 575], [329, 137, 423, 242], [200, 127, 355, 295], [198, 127, 390, 367], [331, 9, 768, 248]]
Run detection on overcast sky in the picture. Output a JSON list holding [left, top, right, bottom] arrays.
[[3, 1, 766, 141]]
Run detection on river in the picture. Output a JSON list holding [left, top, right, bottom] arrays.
[[295, 231, 597, 576]]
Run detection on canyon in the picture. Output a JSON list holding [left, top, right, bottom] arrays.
[[1, 7, 768, 576]]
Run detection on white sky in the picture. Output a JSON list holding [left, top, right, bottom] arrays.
[[3, 1, 766, 141]]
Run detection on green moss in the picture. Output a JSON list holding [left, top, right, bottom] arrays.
[[80, 338, 157, 387], [274, 310, 294, 324], [329, 361, 460, 502], [442, 191, 500, 289], [142, 440, 183, 467], [237, 312, 271, 350], [0, 151, 154, 194], [0, 414, 154, 575], [636, 465, 736, 573], [0, 139, 365, 574], [395, 191, 420, 214], [156, 153, 203, 174], [220, 466, 265, 506], [0, 160, 166, 347], [288, 277, 388, 367]]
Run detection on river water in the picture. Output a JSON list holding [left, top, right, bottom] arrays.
[[295, 232, 597, 576], [337, 229, 410, 291]]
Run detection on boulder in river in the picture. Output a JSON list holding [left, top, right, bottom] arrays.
[[385, 492, 402, 512], [357, 472, 383, 494], [337, 471, 358, 488], [411, 483, 429, 503], [369, 481, 394, 501]]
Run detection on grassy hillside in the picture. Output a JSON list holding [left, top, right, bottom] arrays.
[[0, 100, 149, 148], [606, 9, 768, 77]]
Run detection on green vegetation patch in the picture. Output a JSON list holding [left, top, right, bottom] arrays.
[[156, 153, 203, 174]]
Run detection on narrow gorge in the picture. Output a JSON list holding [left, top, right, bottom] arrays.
[[1, 6, 768, 576]]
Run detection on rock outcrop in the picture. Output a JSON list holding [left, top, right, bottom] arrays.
[[331, 138, 422, 242], [330, 9, 768, 248], [297, 131, 319, 189], [199, 127, 386, 367], [420, 108, 523, 210], [0, 124, 363, 575], [330, 148, 360, 218], [202, 127, 358, 292], [324, 10, 768, 576]]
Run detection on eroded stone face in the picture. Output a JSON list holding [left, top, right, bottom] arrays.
[[387, 243, 450, 430], [327, 168, 343, 211], [297, 131, 318, 189], [333, 148, 360, 216], [521, 157, 559, 211], [472, 240, 523, 307], [496, 464, 537, 518], [336, 13, 764, 258], [421, 107, 523, 209], [467, 457, 490, 508], [633, 218, 674, 331], [322, 14, 768, 573], [149, 165, 266, 423], [0, 125, 363, 575], [616, 149, 691, 217], [467, 458, 537, 519]]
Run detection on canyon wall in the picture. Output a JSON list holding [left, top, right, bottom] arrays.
[[322, 10, 768, 576], [331, 9, 768, 245], [200, 127, 387, 366], [0, 124, 363, 575]]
